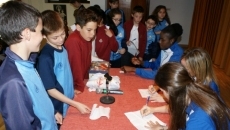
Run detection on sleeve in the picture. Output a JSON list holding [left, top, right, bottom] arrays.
[[36, 55, 57, 90], [109, 33, 119, 52], [135, 69, 157, 79], [65, 37, 85, 92], [143, 53, 161, 70], [210, 81, 220, 95], [121, 27, 128, 51], [138, 25, 147, 58], [0, 79, 41, 130]]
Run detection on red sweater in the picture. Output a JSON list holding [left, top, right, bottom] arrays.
[[124, 20, 147, 57], [95, 25, 118, 61], [64, 30, 91, 92]]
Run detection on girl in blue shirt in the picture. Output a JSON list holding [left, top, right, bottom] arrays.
[[107, 8, 127, 68], [152, 5, 171, 41], [142, 63, 230, 130]]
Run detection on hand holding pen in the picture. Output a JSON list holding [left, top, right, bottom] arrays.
[[140, 96, 151, 117]]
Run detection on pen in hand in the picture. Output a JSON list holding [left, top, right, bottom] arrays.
[[146, 96, 150, 106], [142, 96, 150, 117]]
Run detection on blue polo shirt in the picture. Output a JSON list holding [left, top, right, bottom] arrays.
[[36, 44, 74, 117], [185, 102, 215, 130], [0, 48, 57, 130]]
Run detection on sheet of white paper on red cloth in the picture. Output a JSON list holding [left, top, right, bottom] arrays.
[[89, 104, 110, 120], [124, 110, 166, 130]]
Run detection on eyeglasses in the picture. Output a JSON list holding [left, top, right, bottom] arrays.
[[146, 21, 155, 26]]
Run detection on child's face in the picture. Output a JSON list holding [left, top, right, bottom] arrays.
[[109, 1, 119, 9], [78, 21, 97, 41], [29, 18, 43, 52], [45, 28, 66, 49], [145, 19, 156, 31], [112, 14, 122, 26], [132, 12, 143, 25], [159, 32, 173, 50], [158, 8, 166, 20]]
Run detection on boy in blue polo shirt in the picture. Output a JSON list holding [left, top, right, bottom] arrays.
[[36, 10, 91, 129], [0, 1, 57, 129]]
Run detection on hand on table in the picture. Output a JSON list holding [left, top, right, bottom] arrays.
[[131, 57, 143, 65], [145, 121, 167, 130], [121, 66, 136, 73], [148, 85, 158, 94], [140, 105, 153, 117], [55, 112, 63, 124], [74, 102, 91, 114]]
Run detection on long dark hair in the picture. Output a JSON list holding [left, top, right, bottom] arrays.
[[155, 62, 230, 130], [152, 5, 171, 25]]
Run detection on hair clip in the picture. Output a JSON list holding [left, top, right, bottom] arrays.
[[191, 76, 197, 82]]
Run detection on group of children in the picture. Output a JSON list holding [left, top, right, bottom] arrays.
[[0, 0, 229, 130]]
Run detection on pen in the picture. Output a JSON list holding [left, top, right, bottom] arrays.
[[146, 96, 150, 106]]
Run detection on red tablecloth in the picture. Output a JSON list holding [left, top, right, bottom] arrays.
[[61, 68, 170, 130]]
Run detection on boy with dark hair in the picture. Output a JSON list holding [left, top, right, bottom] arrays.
[[144, 15, 160, 62], [0, 1, 57, 129], [105, 0, 125, 26], [65, 9, 98, 94], [36, 10, 91, 129], [123, 5, 147, 66]]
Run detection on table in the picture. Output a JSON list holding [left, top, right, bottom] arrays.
[[61, 68, 169, 130]]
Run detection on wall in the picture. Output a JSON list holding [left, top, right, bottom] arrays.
[[89, 0, 106, 11], [22, 0, 90, 26], [149, 0, 195, 45]]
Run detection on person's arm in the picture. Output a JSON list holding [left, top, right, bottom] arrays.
[[65, 36, 85, 92], [107, 29, 119, 52], [0, 80, 41, 129], [140, 105, 169, 117], [47, 89, 91, 114], [137, 25, 147, 58], [135, 68, 157, 79]]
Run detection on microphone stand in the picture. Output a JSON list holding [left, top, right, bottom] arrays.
[[100, 73, 115, 104]]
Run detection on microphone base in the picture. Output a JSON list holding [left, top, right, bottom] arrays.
[[100, 95, 115, 104]]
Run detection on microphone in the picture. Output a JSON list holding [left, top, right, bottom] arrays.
[[96, 88, 123, 95]]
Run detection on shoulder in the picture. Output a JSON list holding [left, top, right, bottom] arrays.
[[209, 81, 220, 94], [171, 42, 183, 53], [186, 103, 215, 130]]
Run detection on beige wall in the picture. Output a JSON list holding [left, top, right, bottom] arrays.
[[22, 0, 90, 26]]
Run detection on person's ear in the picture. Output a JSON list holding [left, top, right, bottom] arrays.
[[21, 28, 31, 41], [131, 14, 134, 18], [76, 24, 81, 31], [170, 38, 174, 44]]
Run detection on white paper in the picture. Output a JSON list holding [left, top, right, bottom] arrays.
[[124, 110, 166, 130], [138, 89, 152, 98], [127, 44, 139, 56], [89, 104, 110, 120], [138, 89, 165, 103]]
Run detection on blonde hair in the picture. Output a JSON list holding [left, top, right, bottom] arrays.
[[182, 48, 217, 85]]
